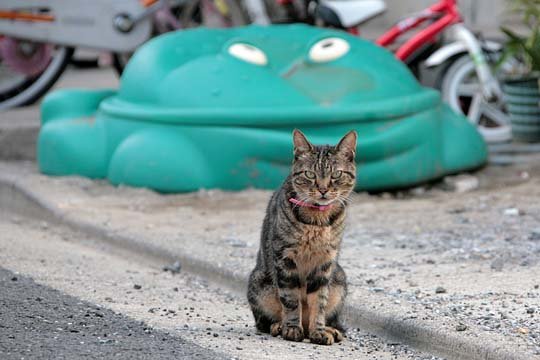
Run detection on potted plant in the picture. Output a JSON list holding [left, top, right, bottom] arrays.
[[501, 0, 540, 142]]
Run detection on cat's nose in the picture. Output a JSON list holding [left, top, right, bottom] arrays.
[[318, 188, 328, 195]]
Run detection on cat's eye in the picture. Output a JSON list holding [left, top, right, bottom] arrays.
[[331, 170, 343, 179], [228, 43, 268, 66], [309, 37, 350, 63], [304, 171, 316, 179]]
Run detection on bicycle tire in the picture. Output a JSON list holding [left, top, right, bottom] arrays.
[[0, 46, 73, 110], [438, 53, 511, 143]]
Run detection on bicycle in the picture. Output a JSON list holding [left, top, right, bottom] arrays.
[[0, 0, 247, 110]]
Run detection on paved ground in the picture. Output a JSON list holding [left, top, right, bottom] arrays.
[[0, 217, 436, 360], [0, 267, 224, 360], [0, 160, 538, 359]]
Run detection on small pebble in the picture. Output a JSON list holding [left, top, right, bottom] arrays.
[[490, 257, 505, 272], [529, 230, 540, 241], [10, 276, 17, 281], [503, 208, 520, 216], [435, 286, 447, 294], [163, 260, 182, 274], [133, 284, 142, 290], [443, 175, 479, 193], [456, 324, 467, 331], [526, 308, 535, 314]]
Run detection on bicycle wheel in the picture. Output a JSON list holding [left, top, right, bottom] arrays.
[[0, 37, 73, 111], [438, 54, 511, 143]]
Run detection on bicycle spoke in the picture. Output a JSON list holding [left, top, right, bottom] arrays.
[[481, 101, 510, 126], [457, 83, 480, 97], [0, 64, 27, 93], [467, 94, 483, 125]]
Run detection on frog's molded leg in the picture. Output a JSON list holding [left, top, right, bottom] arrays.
[[38, 89, 115, 178], [440, 105, 488, 172], [41, 88, 116, 125], [38, 117, 108, 178], [107, 129, 213, 193]]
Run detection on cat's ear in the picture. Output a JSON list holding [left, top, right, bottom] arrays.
[[292, 129, 314, 157], [335, 130, 357, 161]]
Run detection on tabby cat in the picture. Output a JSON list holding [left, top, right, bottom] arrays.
[[247, 129, 357, 345]]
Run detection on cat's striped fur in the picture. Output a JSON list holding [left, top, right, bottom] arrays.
[[247, 130, 357, 345]]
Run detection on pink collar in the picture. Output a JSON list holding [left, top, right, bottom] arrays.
[[289, 198, 332, 211]]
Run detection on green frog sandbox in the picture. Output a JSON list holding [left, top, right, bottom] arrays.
[[38, 24, 487, 192]]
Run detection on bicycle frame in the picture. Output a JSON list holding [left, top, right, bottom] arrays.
[[376, 0, 460, 61], [0, 0, 160, 52], [373, 0, 500, 101]]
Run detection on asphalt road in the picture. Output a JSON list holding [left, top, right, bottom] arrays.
[[0, 267, 224, 360]]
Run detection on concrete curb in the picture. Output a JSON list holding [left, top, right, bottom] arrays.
[[0, 175, 530, 360], [0, 120, 38, 161]]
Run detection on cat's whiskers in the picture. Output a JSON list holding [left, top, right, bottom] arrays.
[[336, 196, 346, 208]]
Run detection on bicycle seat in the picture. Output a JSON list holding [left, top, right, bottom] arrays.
[[317, 0, 386, 28]]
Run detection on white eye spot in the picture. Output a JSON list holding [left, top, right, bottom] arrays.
[[228, 43, 268, 66], [309, 37, 350, 63]]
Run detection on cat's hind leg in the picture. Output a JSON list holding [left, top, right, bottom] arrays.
[[248, 269, 282, 334]]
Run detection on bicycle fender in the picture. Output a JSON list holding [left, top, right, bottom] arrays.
[[425, 40, 502, 68]]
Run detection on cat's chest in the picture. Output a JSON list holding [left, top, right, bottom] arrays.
[[295, 225, 334, 248], [289, 224, 340, 275]]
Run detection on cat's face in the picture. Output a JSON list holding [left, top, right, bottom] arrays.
[[291, 130, 357, 206]]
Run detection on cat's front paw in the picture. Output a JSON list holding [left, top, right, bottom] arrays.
[[270, 322, 282, 337], [282, 324, 304, 342], [309, 327, 343, 345]]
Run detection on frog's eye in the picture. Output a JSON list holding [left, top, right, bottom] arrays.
[[309, 37, 350, 63], [228, 43, 268, 66]]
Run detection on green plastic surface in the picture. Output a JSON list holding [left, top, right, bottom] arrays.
[[38, 24, 487, 192]]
